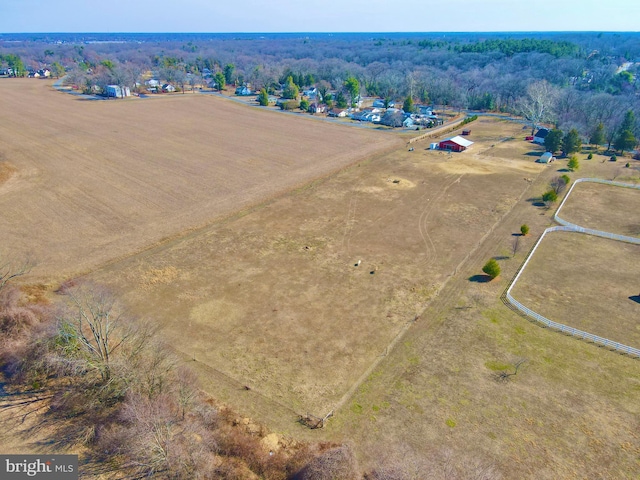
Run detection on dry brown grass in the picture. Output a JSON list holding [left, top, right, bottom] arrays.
[[89, 118, 548, 418], [0, 79, 400, 282], [559, 181, 640, 237], [0, 161, 17, 184], [511, 230, 640, 347], [4, 80, 640, 478]]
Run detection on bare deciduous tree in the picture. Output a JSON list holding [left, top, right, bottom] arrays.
[[58, 283, 135, 383], [517, 80, 558, 135], [0, 254, 33, 293], [549, 175, 568, 195], [494, 359, 527, 383], [296, 444, 360, 480], [512, 235, 521, 257]]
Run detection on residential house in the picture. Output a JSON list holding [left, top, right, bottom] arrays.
[[235, 85, 253, 96], [309, 103, 327, 114], [303, 87, 317, 98], [162, 84, 176, 93], [533, 128, 550, 145], [328, 108, 348, 118], [145, 79, 160, 92], [403, 117, 416, 128]]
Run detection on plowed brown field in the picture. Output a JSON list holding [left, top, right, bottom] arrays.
[[0, 79, 400, 281]]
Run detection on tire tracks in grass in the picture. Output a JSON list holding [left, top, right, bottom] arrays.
[[416, 174, 463, 271], [331, 170, 549, 417]]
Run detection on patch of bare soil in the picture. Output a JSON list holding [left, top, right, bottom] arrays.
[[0, 161, 17, 185]]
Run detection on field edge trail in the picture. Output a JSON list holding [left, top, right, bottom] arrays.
[[330, 168, 552, 417]]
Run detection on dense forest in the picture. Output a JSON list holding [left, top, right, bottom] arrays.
[[1, 32, 640, 150]]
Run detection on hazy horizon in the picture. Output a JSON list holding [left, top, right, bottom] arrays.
[[1, 0, 638, 34]]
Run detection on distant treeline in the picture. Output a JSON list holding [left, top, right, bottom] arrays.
[[1, 32, 639, 148], [454, 38, 582, 57]]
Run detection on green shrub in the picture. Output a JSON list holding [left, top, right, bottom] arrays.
[[587, 153, 593, 160], [561, 174, 570, 185], [542, 190, 558, 203], [482, 258, 501, 279], [461, 115, 478, 126], [567, 156, 579, 171], [280, 99, 299, 111], [520, 224, 529, 235], [611, 154, 617, 162]]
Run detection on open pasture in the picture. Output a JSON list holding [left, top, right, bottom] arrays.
[[558, 181, 640, 237], [511, 230, 640, 348], [0, 79, 399, 281], [91, 118, 548, 417]]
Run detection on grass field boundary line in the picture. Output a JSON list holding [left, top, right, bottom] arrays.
[[554, 178, 640, 243], [174, 350, 303, 421], [331, 169, 545, 417], [505, 178, 640, 357]]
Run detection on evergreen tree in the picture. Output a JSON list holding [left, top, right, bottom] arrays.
[[257, 88, 269, 106], [567, 156, 579, 171], [223, 63, 235, 84], [589, 122, 605, 149], [282, 76, 299, 99], [562, 128, 582, 155], [542, 190, 558, 202], [614, 129, 637, 153], [614, 110, 637, 153], [619, 110, 636, 133], [214, 72, 225, 92], [50, 61, 66, 78], [344, 76, 360, 107], [544, 129, 563, 153], [336, 91, 348, 109], [482, 259, 501, 279], [403, 96, 415, 113]]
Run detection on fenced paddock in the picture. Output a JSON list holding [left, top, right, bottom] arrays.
[[505, 179, 640, 357]]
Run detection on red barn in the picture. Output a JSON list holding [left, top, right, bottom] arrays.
[[438, 135, 474, 152]]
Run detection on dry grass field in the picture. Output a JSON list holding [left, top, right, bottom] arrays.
[[559, 181, 640, 237], [4, 78, 640, 478], [0, 79, 399, 281], [90, 116, 547, 417], [511, 231, 640, 346]]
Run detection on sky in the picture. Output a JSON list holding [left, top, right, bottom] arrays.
[[1, 0, 639, 33]]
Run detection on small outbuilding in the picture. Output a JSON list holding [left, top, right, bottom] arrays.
[[538, 152, 555, 163], [438, 135, 474, 152], [105, 85, 131, 98]]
